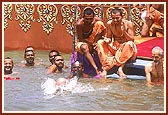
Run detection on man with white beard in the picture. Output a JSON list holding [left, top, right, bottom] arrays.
[[145, 46, 164, 84]]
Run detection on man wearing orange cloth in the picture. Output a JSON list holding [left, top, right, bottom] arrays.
[[75, 7, 106, 75], [97, 8, 137, 78], [141, 4, 164, 37]]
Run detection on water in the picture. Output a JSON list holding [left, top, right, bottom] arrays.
[[3, 50, 165, 112]]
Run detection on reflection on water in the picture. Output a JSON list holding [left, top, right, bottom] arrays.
[[3, 50, 165, 112]]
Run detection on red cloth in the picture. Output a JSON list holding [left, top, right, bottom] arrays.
[[136, 37, 164, 58], [4, 77, 20, 80]]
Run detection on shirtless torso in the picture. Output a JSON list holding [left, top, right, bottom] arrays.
[[107, 19, 134, 44], [76, 16, 104, 44], [141, 4, 164, 37]]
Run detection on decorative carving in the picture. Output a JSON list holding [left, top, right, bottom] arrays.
[[94, 5, 104, 19], [106, 6, 128, 21], [61, 5, 81, 36], [37, 4, 58, 35], [130, 7, 144, 36], [4, 4, 13, 30], [15, 4, 35, 32]]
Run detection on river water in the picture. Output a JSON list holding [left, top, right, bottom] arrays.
[[3, 50, 165, 113]]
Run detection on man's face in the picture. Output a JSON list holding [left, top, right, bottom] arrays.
[[111, 12, 122, 24], [152, 50, 162, 64], [49, 52, 59, 64], [55, 56, 64, 69], [72, 62, 83, 76], [4, 59, 13, 74], [83, 14, 94, 25], [25, 51, 35, 65]]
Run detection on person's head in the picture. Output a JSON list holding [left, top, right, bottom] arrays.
[[111, 8, 123, 24], [83, 7, 95, 25], [24, 46, 35, 58], [54, 55, 64, 71], [24, 50, 35, 66], [4, 57, 14, 74], [49, 50, 60, 64], [71, 61, 84, 77], [55, 78, 68, 86], [25, 46, 34, 52], [151, 46, 163, 64]]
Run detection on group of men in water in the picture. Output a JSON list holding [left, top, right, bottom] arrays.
[[4, 4, 164, 85]]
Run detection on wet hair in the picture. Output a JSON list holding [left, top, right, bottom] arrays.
[[25, 46, 34, 52], [4, 57, 14, 66], [49, 50, 60, 56], [111, 8, 122, 16], [54, 54, 63, 61], [83, 7, 95, 17], [4, 57, 14, 65], [152, 46, 163, 56], [71, 60, 83, 70], [5, 57, 12, 60], [73, 60, 83, 67]]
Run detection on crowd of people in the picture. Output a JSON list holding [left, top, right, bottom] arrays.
[[4, 5, 164, 85]]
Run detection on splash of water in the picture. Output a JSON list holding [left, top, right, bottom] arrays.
[[41, 76, 79, 96], [41, 77, 57, 95], [41, 76, 111, 98]]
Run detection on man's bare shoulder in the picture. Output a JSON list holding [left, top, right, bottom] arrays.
[[123, 19, 133, 28], [145, 62, 152, 72]]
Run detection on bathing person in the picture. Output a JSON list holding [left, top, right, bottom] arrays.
[[24, 50, 35, 66], [48, 50, 60, 65], [4, 57, 19, 80], [48, 50, 68, 68], [56, 61, 84, 86], [41, 61, 84, 95], [145, 46, 164, 84], [68, 61, 84, 79], [4, 57, 14, 75], [141, 4, 164, 37], [75, 7, 106, 75], [47, 54, 65, 73], [97, 8, 137, 78], [23, 46, 42, 66]]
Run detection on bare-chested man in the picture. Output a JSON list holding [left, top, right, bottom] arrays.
[[48, 50, 60, 65], [47, 54, 65, 74], [56, 61, 84, 86], [4, 57, 20, 80], [75, 7, 106, 75], [145, 46, 164, 84], [141, 4, 164, 37], [24, 50, 35, 66], [97, 8, 137, 78]]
